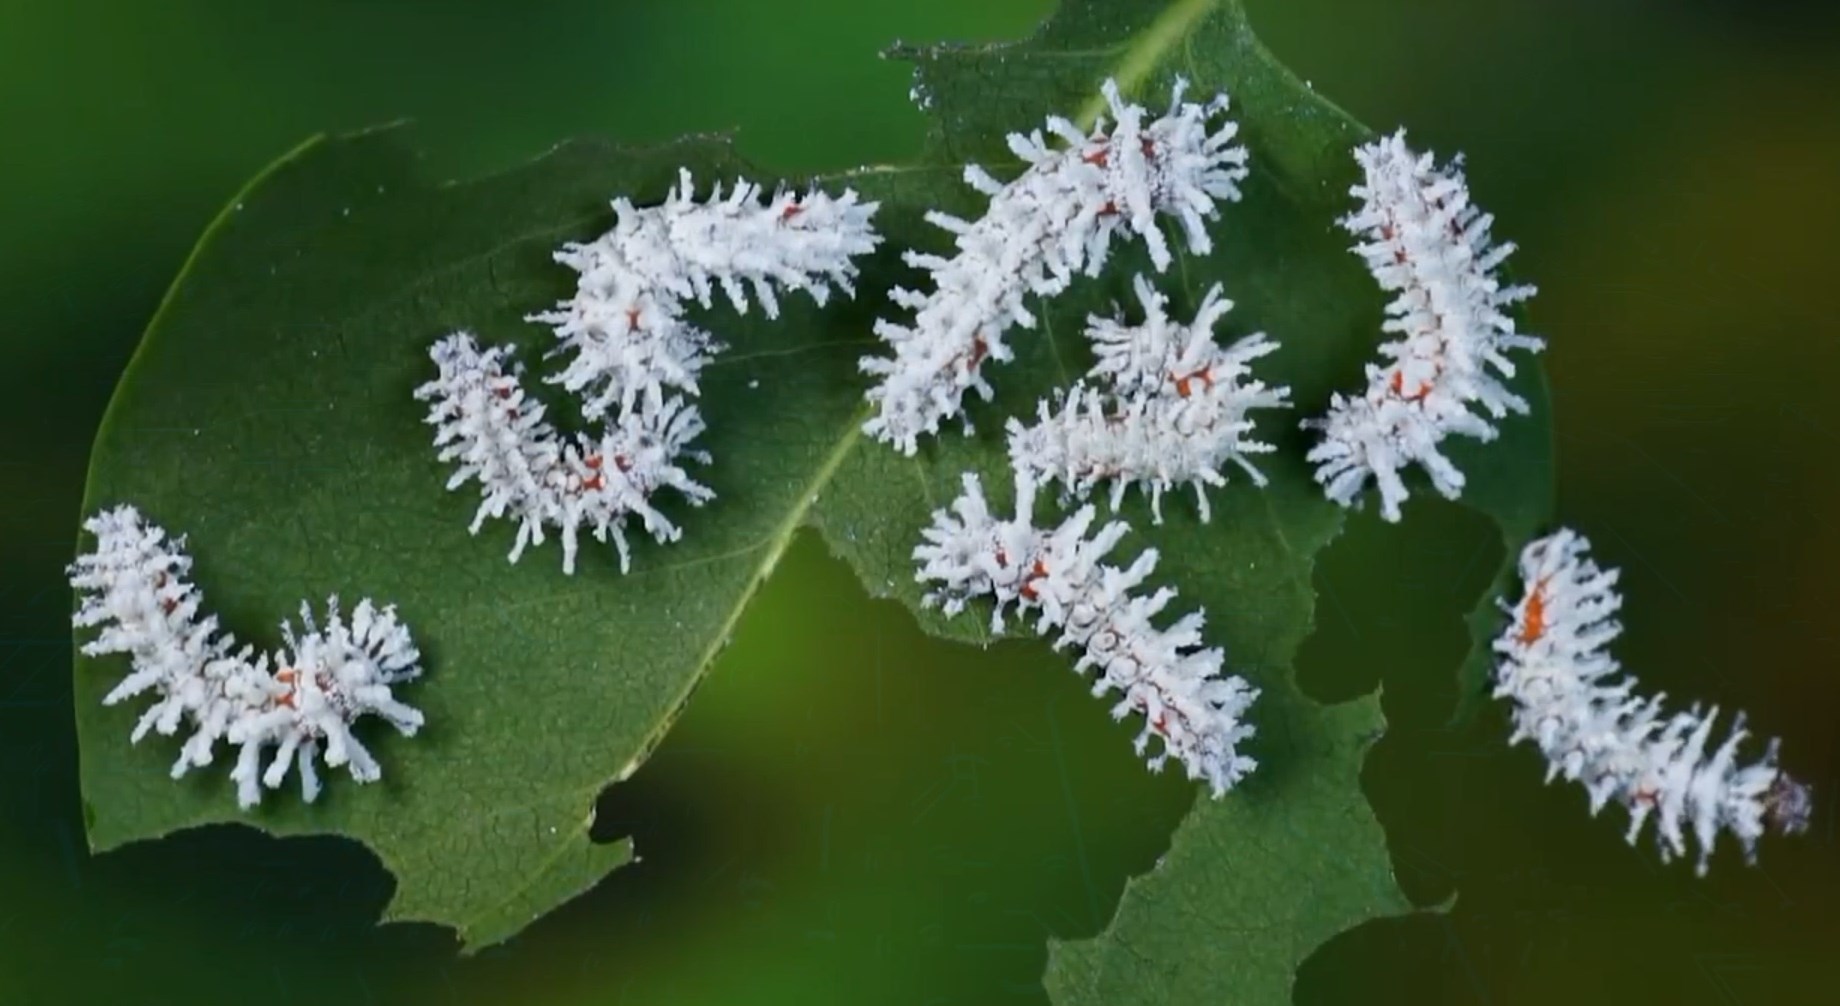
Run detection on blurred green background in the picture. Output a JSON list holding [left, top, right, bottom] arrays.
[[3, 0, 1837, 1002]]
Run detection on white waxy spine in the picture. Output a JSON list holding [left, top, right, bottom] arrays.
[[68, 506, 425, 808], [1494, 528, 1812, 874], [862, 77, 1249, 454], [1304, 130, 1543, 522], [532, 169, 881, 421], [1007, 275, 1289, 522], [914, 472, 1259, 796], [414, 332, 713, 575]]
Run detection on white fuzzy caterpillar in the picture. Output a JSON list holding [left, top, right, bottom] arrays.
[[1494, 528, 1812, 874], [1007, 275, 1289, 522], [415, 332, 713, 575], [915, 471, 1259, 795], [68, 506, 424, 808], [532, 169, 881, 422], [862, 77, 1249, 454], [425, 173, 877, 572], [1304, 130, 1544, 521]]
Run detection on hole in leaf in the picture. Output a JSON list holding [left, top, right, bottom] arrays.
[[1295, 497, 1502, 729], [565, 531, 1191, 1004], [1294, 496, 1502, 906]]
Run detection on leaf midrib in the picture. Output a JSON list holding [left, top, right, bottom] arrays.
[[591, 0, 1237, 802], [1075, 0, 1219, 125]]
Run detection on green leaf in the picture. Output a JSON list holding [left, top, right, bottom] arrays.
[[73, 0, 1550, 987], [75, 129, 860, 950]]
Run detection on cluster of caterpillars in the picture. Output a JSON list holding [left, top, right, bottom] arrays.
[[70, 75, 1810, 877]]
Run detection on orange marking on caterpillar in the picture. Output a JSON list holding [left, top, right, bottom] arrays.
[[1173, 368, 1214, 399], [963, 333, 989, 370], [1019, 558, 1049, 601], [1517, 577, 1550, 644], [275, 669, 299, 709], [1388, 370, 1434, 402]]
